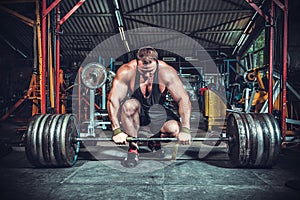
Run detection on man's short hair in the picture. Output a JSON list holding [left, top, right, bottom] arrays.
[[136, 46, 158, 62]]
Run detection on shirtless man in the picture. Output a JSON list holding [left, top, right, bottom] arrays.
[[107, 46, 191, 167]]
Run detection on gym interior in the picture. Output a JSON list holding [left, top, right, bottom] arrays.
[[0, 0, 300, 199]]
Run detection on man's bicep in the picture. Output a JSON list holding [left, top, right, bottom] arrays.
[[109, 79, 128, 101], [167, 75, 188, 102]]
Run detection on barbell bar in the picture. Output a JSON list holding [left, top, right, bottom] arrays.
[[76, 137, 230, 142]]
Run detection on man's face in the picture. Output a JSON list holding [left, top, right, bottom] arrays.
[[138, 59, 156, 80]]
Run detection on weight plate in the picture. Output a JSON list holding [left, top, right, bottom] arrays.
[[81, 62, 107, 89], [227, 113, 244, 167], [243, 113, 257, 167], [48, 114, 61, 167], [227, 112, 281, 168], [250, 113, 264, 167], [25, 114, 41, 167], [27, 115, 47, 167], [60, 114, 80, 167], [42, 114, 57, 166], [239, 113, 251, 167], [255, 114, 271, 168], [261, 114, 281, 168], [36, 114, 50, 166], [53, 114, 66, 166]]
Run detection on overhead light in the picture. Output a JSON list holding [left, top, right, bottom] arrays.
[[163, 57, 176, 61], [185, 57, 198, 61]]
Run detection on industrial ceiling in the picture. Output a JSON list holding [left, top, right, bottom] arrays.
[[0, 0, 265, 68]]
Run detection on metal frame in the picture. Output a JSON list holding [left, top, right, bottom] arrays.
[[244, 0, 289, 140], [41, 0, 85, 114]]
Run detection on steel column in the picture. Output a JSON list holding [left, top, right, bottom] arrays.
[[55, 5, 61, 113], [268, 1, 274, 114], [282, 0, 288, 140], [55, 0, 85, 113], [41, 0, 47, 114]]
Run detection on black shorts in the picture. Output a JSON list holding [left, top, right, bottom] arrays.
[[120, 98, 180, 135], [139, 104, 180, 135]]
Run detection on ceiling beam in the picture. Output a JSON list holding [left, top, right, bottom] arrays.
[[60, 29, 243, 37], [221, 0, 250, 9], [191, 35, 234, 47], [0, 0, 36, 3], [61, 32, 115, 36], [124, 0, 167, 14], [190, 15, 251, 36], [124, 16, 233, 48], [124, 15, 162, 28], [62, 13, 113, 17], [125, 10, 252, 16]]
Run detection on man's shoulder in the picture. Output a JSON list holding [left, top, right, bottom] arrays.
[[158, 60, 178, 83], [118, 60, 136, 73], [116, 60, 136, 81], [158, 60, 177, 74]]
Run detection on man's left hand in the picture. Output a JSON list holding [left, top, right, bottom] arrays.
[[177, 132, 191, 145]]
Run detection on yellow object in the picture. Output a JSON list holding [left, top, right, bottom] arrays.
[[203, 90, 227, 131]]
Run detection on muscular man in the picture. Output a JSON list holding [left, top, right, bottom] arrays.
[[107, 46, 191, 167]]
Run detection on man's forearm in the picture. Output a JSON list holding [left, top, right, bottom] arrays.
[[107, 100, 121, 130], [178, 98, 191, 129]]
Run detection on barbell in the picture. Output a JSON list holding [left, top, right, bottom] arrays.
[[25, 112, 281, 169], [76, 137, 229, 142]]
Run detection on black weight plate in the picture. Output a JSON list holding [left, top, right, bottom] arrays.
[[25, 114, 41, 167], [28, 115, 47, 167], [262, 114, 281, 167], [48, 114, 61, 167], [244, 113, 258, 167], [42, 114, 56, 166], [239, 113, 251, 167], [37, 114, 51, 166], [250, 113, 264, 167], [53, 114, 66, 167], [60, 114, 80, 167], [227, 113, 247, 167], [255, 113, 271, 168]]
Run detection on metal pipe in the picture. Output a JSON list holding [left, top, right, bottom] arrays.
[[44, 0, 61, 16], [282, 0, 288, 141], [233, 0, 266, 55], [53, 8, 57, 111], [41, 0, 47, 114], [55, 5, 61, 113], [48, 16, 55, 109], [268, 1, 274, 114], [59, 0, 85, 26], [0, 5, 34, 27], [88, 89, 95, 137], [55, 0, 85, 113], [35, 1, 42, 114], [0, 34, 27, 58], [286, 119, 300, 126], [245, 0, 269, 21], [78, 67, 82, 122], [287, 82, 300, 101]]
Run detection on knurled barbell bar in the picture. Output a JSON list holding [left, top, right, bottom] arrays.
[[76, 137, 230, 142], [25, 112, 281, 169]]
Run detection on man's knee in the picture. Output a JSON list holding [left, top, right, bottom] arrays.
[[161, 120, 180, 136], [121, 99, 140, 116]]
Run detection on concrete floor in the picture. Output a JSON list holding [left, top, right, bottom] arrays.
[[1, 120, 300, 200]]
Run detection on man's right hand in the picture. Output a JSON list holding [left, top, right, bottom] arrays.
[[112, 132, 128, 144]]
